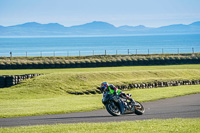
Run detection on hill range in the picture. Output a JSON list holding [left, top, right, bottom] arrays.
[[0, 21, 200, 36]]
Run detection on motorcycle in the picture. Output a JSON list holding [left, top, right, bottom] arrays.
[[102, 90, 145, 116]]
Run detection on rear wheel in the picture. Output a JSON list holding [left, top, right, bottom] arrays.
[[134, 101, 145, 115], [105, 101, 121, 116]]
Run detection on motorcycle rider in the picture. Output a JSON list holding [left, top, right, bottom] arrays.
[[100, 82, 134, 103]]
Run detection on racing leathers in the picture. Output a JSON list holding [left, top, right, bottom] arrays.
[[106, 84, 134, 102]]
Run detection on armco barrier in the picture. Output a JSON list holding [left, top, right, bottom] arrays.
[[0, 74, 42, 88]]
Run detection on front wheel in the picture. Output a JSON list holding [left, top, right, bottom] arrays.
[[134, 101, 145, 115], [105, 101, 121, 116]]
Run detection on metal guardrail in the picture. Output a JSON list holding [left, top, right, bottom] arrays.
[[1, 48, 197, 57]]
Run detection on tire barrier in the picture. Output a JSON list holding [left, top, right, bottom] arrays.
[[114, 80, 200, 90], [0, 74, 42, 88], [68, 79, 200, 95], [95, 80, 200, 95], [68, 90, 101, 95]]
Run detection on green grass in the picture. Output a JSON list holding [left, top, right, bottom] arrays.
[[1, 64, 200, 99], [1, 118, 200, 133], [0, 85, 200, 118], [0, 64, 200, 75], [1, 53, 199, 62], [0, 64, 200, 117]]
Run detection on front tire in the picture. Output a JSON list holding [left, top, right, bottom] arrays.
[[134, 101, 145, 115], [105, 101, 121, 116]]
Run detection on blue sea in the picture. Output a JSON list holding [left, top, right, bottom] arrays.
[[0, 34, 200, 57]]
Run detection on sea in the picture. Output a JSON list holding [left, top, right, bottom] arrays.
[[0, 34, 200, 57]]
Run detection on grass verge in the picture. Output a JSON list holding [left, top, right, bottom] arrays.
[[0, 118, 200, 133], [1, 64, 200, 99], [0, 64, 200, 118], [0, 85, 200, 118], [0, 64, 200, 75]]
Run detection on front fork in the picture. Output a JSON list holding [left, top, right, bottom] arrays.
[[118, 99, 125, 114]]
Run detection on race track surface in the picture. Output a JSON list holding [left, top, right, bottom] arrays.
[[0, 94, 200, 127]]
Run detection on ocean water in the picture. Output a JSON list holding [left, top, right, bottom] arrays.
[[0, 34, 200, 57]]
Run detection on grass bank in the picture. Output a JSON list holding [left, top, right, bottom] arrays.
[[1, 118, 200, 133], [0, 64, 200, 75], [0, 53, 200, 69], [1, 53, 199, 63], [0, 85, 200, 118], [1, 65, 200, 98], [0, 64, 200, 117]]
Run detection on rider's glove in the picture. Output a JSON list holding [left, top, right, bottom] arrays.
[[130, 98, 134, 102], [113, 92, 117, 95]]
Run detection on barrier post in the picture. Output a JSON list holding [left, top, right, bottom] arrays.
[[10, 52, 12, 58]]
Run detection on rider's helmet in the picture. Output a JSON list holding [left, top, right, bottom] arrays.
[[100, 82, 109, 91]]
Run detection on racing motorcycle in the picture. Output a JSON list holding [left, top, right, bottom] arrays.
[[102, 90, 145, 116]]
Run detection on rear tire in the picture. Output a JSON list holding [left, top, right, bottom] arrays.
[[134, 101, 145, 115], [105, 101, 121, 116]]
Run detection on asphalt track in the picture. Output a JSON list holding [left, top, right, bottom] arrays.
[[0, 94, 200, 127]]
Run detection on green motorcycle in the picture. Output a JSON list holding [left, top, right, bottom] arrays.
[[102, 91, 145, 116]]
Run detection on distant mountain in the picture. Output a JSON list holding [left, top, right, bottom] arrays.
[[189, 21, 200, 26], [67, 21, 119, 35], [0, 21, 200, 36], [9, 22, 65, 29], [70, 21, 116, 29], [118, 25, 151, 32], [0, 25, 5, 28], [3, 22, 67, 36]]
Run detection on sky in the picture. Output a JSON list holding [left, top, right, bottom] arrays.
[[0, 0, 200, 27]]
